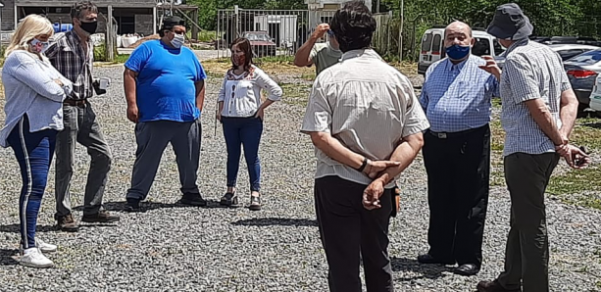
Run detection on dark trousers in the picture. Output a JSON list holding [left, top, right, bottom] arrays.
[[7, 117, 57, 249], [315, 176, 394, 292], [222, 116, 263, 192], [422, 125, 490, 266], [497, 152, 559, 292], [126, 119, 202, 200], [55, 103, 112, 217]]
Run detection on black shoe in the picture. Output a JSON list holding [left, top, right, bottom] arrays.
[[82, 210, 121, 223], [249, 194, 261, 211], [219, 192, 238, 207], [125, 198, 141, 212], [477, 280, 520, 292], [454, 263, 480, 276], [180, 193, 207, 207], [417, 254, 455, 265]]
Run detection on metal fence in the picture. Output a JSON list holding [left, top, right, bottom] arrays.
[[215, 8, 340, 59], [214, 8, 437, 61]]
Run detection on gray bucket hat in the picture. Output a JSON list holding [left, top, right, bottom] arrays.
[[486, 3, 533, 40]]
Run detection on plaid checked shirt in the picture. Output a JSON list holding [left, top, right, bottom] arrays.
[[45, 31, 94, 100], [499, 39, 571, 156], [420, 55, 498, 133]]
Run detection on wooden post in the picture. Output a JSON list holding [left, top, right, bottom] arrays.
[[107, 5, 114, 62], [192, 8, 199, 40]]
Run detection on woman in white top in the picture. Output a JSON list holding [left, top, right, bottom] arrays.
[[217, 38, 283, 210], [0, 14, 72, 268]]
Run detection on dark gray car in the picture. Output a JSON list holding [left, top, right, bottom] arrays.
[[563, 49, 601, 110]]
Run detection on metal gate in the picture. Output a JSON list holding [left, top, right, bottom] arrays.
[[216, 7, 335, 59]]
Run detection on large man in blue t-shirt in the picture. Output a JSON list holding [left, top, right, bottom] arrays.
[[123, 16, 207, 211]]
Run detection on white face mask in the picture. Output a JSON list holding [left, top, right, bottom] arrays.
[[30, 38, 50, 53], [171, 33, 185, 49]]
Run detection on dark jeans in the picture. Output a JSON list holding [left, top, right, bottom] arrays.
[[222, 116, 263, 192], [497, 152, 560, 292], [7, 117, 57, 249], [315, 176, 394, 292], [422, 125, 490, 266], [126, 119, 202, 200], [55, 102, 112, 217]]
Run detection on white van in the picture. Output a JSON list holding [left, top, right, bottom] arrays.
[[418, 28, 506, 75]]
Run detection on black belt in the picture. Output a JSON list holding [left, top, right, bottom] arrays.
[[63, 98, 87, 107], [428, 126, 486, 139]]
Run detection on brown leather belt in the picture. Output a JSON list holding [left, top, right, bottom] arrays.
[[63, 99, 87, 107]]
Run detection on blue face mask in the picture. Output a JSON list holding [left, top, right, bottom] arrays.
[[445, 44, 471, 60]]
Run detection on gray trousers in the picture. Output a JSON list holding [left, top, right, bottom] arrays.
[[55, 102, 112, 217], [497, 152, 560, 292], [126, 119, 201, 200]]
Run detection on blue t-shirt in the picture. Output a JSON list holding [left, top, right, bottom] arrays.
[[125, 40, 206, 123]]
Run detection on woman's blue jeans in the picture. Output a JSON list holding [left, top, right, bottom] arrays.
[[222, 116, 263, 192], [7, 117, 56, 249]]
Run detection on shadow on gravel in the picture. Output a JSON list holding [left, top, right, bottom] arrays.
[[0, 224, 56, 233], [76, 200, 228, 213], [390, 257, 452, 281], [0, 223, 116, 233], [0, 249, 20, 265], [231, 217, 318, 227]]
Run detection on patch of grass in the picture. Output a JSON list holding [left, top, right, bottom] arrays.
[[570, 117, 601, 152], [548, 167, 601, 197], [113, 54, 130, 64], [201, 57, 315, 82], [492, 97, 502, 108], [201, 59, 231, 76], [280, 83, 311, 107], [390, 61, 418, 76], [490, 119, 505, 152], [301, 71, 316, 82], [256, 55, 295, 64], [189, 30, 217, 42]]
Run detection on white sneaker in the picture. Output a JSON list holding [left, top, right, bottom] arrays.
[[19, 238, 58, 254], [35, 238, 58, 253], [19, 248, 54, 268]]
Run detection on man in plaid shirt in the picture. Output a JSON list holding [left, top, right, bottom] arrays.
[[46, 0, 119, 232]]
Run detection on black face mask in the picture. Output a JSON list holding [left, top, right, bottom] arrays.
[[80, 20, 97, 35]]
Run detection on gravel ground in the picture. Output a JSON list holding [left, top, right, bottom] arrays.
[[0, 64, 600, 292]]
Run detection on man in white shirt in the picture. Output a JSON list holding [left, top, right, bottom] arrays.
[[301, 1, 430, 291]]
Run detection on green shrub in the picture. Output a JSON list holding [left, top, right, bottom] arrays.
[[94, 43, 107, 62]]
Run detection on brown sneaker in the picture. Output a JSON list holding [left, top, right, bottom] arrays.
[[82, 210, 121, 223], [477, 280, 520, 292], [55, 214, 80, 232]]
